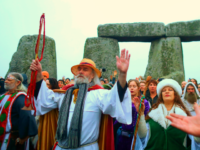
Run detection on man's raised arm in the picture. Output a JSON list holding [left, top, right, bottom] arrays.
[[116, 49, 131, 102]]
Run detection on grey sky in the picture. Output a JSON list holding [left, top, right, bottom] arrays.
[[1, 0, 200, 83]]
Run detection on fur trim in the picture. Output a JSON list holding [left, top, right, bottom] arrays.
[[157, 79, 182, 96], [149, 104, 187, 129]]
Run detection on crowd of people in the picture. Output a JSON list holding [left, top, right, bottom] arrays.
[[0, 49, 200, 150]]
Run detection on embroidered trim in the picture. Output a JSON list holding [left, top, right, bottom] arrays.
[[0, 92, 26, 147]]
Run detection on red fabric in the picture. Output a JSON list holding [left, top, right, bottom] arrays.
[[105, 116, 115, 150], [61, 84, 74, 90], [80, 62, 94, 67]]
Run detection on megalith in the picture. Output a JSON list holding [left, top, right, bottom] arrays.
[[144, 37, 185, 84], [6, 35, 57, 82], [84, 37, 119, 79], [98, 23, 165, 42], [166, 20, 200, 42]]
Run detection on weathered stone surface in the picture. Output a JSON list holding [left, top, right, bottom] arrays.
[[6, 35, 57, 82], [166, 20, 200, 42], [144, 37, 185, 84], [98, 23, 166, 42], [84, 37, 119, 79]]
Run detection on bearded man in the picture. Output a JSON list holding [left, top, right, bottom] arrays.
[[30, 49, 132, 150], [182, 82, 200, 116], [0, 72, 37, 150]]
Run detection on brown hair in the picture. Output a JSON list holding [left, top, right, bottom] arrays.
[[146, 90, 191, 120], [148, 79, 158, 86], [128, 79, 141, 97]]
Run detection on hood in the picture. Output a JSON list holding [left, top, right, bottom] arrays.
[[182, 82, 199, 100]]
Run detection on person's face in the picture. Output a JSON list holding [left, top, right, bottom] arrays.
[[4, 75, 20, 90], [191, 79, 197, 86], [77, 66, 94, 82], [46, 80, 51, 89], [149, 82, 157, 93], [198, 85, 200, 93], [140, 83, 145, 91], [187, 85, 195, 94], [42, 75, 48, 81], [128, 81, 139, 97], [100, 80, 105, 85], [181, 81, 187, 88], [65, 79, 70, 84], [104, 78, 109, 84], [58, 81, 64, 88], [162, 86, 175, 103]]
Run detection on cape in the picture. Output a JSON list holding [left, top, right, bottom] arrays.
[[53, 84, 115, 150]]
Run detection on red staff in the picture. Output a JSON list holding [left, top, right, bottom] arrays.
[[22, 13, 45, 115]]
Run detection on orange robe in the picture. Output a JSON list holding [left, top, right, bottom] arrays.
[[37, 109, 59, 150]]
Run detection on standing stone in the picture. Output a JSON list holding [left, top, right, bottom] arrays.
[[6, 35, 57, 82], [166, 20, 200, 42], [144, 37, 185, 84], [84, 37, 119, 80], [98, 23, 166, 42]]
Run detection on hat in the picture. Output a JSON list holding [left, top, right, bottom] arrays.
[[71, 58, 101, 78], [157, 79, 182, 96], [42, 71, 49, 78]]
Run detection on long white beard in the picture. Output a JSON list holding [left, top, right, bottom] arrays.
[[4, 82, 16, 90], [75, 74, 89, 84]]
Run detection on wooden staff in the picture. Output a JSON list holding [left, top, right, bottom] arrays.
[[22, 13, 45, 115], [132, 95, 145, 150]]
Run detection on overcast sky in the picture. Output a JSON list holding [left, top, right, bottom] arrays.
[[1, 0, 200, 82]]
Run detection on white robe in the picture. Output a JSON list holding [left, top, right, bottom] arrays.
[[35, 81, 132, 150]]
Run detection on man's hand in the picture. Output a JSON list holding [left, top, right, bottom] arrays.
[[30, 58, 43, 82], [15, 136, 29, 145], [116, 49, 130, 88], [166, 102, 200, 136]]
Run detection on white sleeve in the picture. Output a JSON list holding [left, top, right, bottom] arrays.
[[131, 123, 150, 150], [35, 80, 65, 115], [91, 82, 132, 125], [138, 115, 148, 138]]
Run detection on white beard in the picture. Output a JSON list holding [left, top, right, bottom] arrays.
[[4, 82, 16, 90], [75, 74, 90, 84]]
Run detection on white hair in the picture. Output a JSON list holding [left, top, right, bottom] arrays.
[[92, 70, 102, 87], [8, 72, 27, 93]]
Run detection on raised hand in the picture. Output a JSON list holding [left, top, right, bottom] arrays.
[[133, 97, 145, 115], [113, 70, 118, 77], [30, 58, 43, 82], [116, 49, 131, 74], [166, 102, 200, 136], [30, 58, 42, 72]]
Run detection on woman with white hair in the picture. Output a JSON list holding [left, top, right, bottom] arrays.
[[0, 72, 37, 150], [132, 79, 200, 150]]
